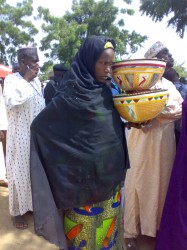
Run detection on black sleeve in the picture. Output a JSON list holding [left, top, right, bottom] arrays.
[[43, 81, 56, 106]]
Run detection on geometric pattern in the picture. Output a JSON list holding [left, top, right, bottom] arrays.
[[64, 190, 123, 250], [113, 90, 169, 123], [112, 61, 166, 91]]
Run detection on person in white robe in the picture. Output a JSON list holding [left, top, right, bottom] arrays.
[[123, 42, 183, 249], [0, 82, 8, 185], [3, 47, 45, 229]]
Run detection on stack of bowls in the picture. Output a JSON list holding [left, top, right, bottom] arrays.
[[112, 59, 169, 123]]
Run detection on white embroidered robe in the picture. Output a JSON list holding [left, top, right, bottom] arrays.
[[3, 73, 45, 216]]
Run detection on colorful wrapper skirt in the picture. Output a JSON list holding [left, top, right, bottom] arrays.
[[64, 189, 123, 250]]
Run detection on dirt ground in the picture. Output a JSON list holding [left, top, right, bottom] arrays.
[[0, 186, 58, 250], [0, 186, 155, 250]]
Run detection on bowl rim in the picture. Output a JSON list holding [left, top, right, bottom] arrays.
[[113, 89, 169, 99], [113, 58, 166, 64]]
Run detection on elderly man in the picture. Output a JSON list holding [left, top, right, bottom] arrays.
[[144, 41, 174, 72], [123, 41, 183, 249], [145, 42, 187, 145], [3, 47, 45, 229]]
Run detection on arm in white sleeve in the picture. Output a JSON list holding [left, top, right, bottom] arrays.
[[3, 74, 34, 109], [0, 85, 8, 130], [158, 78, 183, 121]]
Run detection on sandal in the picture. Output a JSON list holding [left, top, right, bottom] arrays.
[[13, 215, 28, 230], [125, 238, 138, 250], [0, 180, 8, 187]]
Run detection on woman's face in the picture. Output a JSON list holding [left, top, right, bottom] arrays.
[[94, 48, 115, 83]]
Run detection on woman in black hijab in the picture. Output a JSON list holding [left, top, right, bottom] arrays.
[[30, 36, 129, 250]]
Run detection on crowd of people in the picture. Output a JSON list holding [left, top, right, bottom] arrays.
[[0, 36, 186, 250]]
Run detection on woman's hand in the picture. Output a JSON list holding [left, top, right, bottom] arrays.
[[124, 120, 152, 130]]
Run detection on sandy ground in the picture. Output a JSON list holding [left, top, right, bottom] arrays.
[[0, 187, 58, 250], [0, 186, 155, 250]]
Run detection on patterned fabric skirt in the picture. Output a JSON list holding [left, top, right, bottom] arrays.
[[64, 188, 123, 250]]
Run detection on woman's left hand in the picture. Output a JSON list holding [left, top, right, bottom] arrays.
[[125, 120, 152, 130]]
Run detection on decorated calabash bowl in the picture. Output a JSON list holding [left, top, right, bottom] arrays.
[[112, 59, 166, 91], [113, 89, 169, 123]]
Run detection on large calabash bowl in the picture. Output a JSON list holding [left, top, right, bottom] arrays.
[[112, 59, 166, 91], [113, 89, 169, 123]]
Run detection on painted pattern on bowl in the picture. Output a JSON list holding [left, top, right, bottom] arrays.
[[112, 59, 166, 91], [113, 90, 169, 123]]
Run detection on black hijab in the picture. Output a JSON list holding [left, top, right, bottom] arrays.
[[30, 36, 129, 248]]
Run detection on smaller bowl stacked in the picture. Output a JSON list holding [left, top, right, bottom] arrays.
[[112, 59, 169, 123]]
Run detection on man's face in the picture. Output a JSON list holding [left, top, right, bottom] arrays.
[[21, 54, 40, 77], [156, 48, 174, 67]]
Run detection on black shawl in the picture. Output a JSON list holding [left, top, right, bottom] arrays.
[[30, 36, 129, 248]]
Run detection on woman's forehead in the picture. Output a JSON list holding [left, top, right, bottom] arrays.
[[99, 48, 115, 58]]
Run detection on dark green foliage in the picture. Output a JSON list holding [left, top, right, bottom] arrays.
[[174, 62, 187, 78], [0, 0, 38, 65], [38, 0, 147, 69], [140, 0, 187, 38]]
